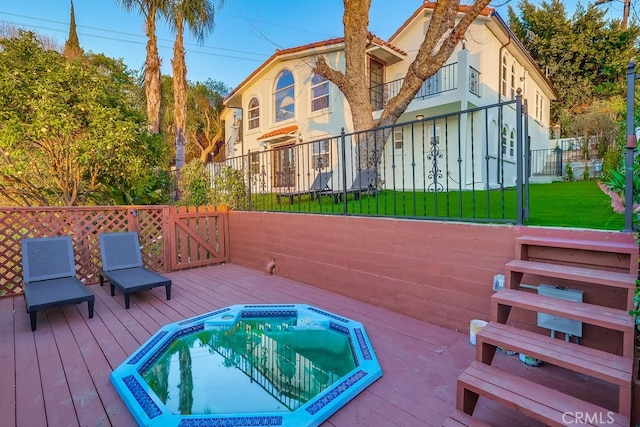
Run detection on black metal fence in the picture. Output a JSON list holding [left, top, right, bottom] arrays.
[[211, 96, 533, 224], [529, 148, 563, 177]]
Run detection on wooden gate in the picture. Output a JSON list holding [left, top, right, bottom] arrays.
[[168, 205, 229, 270]]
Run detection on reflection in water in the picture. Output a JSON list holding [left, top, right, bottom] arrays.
[[141, 317, 357, 415], [177, 344, 193, 415]]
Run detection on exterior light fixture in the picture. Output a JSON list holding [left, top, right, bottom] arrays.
[[298, 133, 303, 142], [416, 114, 424, 120]]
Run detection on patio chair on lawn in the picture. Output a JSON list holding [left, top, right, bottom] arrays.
[[330, 168, 378, 203], [21, 236, 95, 331], [99, 232, 171, 309], [276, 171, 333, 204]]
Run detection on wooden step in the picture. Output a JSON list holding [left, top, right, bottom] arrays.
[[505, 259, 637, 312], [492, 289, 634, 332], [505, 259, 636, 290], [443, 409, 491, 426], [476, 321, 632, 416], [516, 236, 638, 255], [491, 289, 635, 357], [457, 361, 630, 427]]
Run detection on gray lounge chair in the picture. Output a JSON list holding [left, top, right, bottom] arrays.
[[21, 236, 95, 331], [99, 232, 171, 309], [330, 168, 377, 203], [276, 171, 333, 204]]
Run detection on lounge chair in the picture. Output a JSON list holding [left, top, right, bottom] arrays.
[[99, 232, 171, 309], [276, 171, 333, 204], [21, 236, 95, 331], [329, 168, 377, 203]]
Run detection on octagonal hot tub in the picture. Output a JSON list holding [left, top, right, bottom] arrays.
[[111, 304, 383, 426]]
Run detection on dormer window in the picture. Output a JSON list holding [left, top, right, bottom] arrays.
[[274, 69, 295, 122]]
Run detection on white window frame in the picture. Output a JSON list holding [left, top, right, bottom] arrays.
[[501, 125, 508, 156], [248, 97, 260, 130], [312, 139, 330, 170], [510, 62, 516, 99], [429, 124, 441, 146], [274, 69, 295, 123], [394, 129, 403, 150], [501, 55, 508, 97], [509, 128, 515, 158], [311, 74, 329, 112]]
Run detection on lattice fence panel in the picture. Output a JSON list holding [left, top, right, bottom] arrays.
[[135, 207, 168, 272], [0, 206, 172, 297]]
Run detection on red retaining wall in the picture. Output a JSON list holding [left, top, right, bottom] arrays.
[[228, 212, 636, 340]]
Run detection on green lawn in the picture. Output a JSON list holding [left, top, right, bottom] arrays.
[[249, 180, 625, 230], [525, 181, 625, 230]]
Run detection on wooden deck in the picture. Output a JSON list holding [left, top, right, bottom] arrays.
[[1, 263, 618, 427]]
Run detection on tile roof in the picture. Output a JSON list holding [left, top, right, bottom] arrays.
[[388, 1, 495, 42], [225, 34, 405, 103], [257, 125, 299, 141]]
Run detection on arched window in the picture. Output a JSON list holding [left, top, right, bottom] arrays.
[[274, 69, 295, 122], [509, 129, 515, 157], [501, 55, 508, 97], [501, 125, 508, 156], [311, 74, 329, 112], [510, 63, 516, 98], [248, 97, 260, 130]]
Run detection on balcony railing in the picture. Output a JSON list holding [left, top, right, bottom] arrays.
[[469, 66, 481, 97], [370, 62, 457, 111]]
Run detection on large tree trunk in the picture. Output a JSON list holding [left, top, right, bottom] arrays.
[[173, 21, 188, 168], [145, 13, 161, 134], [314, 0, 492, 168]]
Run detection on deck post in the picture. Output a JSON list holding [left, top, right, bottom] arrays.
[[624, 61, 636, 231], [516, 89, 524, 225]]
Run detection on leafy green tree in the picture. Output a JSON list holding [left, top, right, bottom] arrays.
[[186, 79, 231, 163], [63, 0, 83, 60], [0, 31, 170, 206], [507, 0, 640, 120]]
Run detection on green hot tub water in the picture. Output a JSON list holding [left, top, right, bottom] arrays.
[[141, 316, 357, 415]]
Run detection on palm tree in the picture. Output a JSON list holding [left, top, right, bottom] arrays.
[[115, 0, 169, 134], [164, 0, 223, 168]]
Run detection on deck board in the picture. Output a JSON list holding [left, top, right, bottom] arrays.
[[0, 297, 17, 427], [3, 263, 617, 426]]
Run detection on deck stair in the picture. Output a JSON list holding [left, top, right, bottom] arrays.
[[446, 235, 638, 426]]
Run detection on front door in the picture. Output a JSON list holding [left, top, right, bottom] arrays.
[[273, 144, 295, 189]]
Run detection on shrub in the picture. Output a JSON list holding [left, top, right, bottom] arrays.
[[565, 163, 574, 182], [177, 159, 210, 206], [582, 164, 590, 181], [211, 165, 248, 210]]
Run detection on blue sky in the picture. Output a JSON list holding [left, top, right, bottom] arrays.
[[0, 0, 626, 89]]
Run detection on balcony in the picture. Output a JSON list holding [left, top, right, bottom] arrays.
[[370, 62, 457, 111]]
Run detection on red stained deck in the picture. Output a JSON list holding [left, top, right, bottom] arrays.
[[2, 263, 617, 426]]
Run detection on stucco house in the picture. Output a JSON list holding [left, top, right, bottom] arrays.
[[221, 2, 557, 195]]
